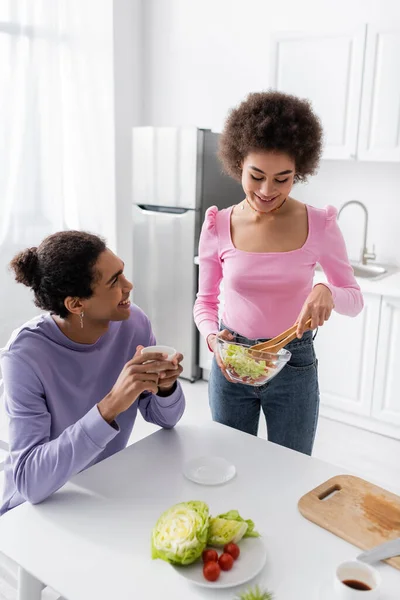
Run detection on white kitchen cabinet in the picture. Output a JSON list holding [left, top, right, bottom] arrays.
[[358, 23, 400, 162], [270, 25, 366, 160], [271, 22, 400, 162], [372, 296, 400, 427], [315, 292, 381, 417]]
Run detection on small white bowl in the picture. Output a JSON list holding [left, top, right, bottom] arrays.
[[334, 561, 381, 599], [141, 345, 176, 361]]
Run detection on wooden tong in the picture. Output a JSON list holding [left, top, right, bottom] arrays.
[[250, 318, 313, 354]]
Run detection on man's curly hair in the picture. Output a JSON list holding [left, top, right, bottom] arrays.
[[10, 231, 106, 318], [218, 91, 323, 183]]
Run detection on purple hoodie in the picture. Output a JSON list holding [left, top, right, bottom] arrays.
[[0, 305, 185, 515]]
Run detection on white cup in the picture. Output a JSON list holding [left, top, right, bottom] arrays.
[[141, 345, 177, 361], [334, 561, 381, 599]]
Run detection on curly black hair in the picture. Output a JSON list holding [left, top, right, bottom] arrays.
[[10, 231, 106, 318], [218, 91, 323, 183]]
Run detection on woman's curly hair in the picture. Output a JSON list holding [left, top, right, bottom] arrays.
[[218, 91, 323, 183], [10, 231, 106, 318]]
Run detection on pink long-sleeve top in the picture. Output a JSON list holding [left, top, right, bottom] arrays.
[[194, 204, 363, 341]]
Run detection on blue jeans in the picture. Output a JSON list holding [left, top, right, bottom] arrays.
[[209, 327, 320, 456]]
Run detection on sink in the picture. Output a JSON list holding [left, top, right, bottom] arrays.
[[351, 263, 387, 279], [350, 262, 399, 280], [316, 262, 398, 281]]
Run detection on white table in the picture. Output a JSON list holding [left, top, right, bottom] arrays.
[[0, 422, 399, 599]]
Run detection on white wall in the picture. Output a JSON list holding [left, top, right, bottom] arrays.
[[142, 0, 400, 265], [295, 161, 400, 266]]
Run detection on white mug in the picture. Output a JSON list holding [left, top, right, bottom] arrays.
[[140, 345, 177, 375], [141, 345, 176, 361], [334, 561, 381, 599]]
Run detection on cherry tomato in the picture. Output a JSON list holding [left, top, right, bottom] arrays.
[[202, 549, 218, 564], [203, 561, 221, 582], [224, 542, 240, 560], [218, 552, 234, 571]]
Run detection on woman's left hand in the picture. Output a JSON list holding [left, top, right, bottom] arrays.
[[296, 284, 334, 338]]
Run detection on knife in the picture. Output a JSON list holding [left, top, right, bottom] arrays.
[[357, 538, 400, 564]]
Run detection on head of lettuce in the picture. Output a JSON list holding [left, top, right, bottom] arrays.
[[151, 501, 210, 565]]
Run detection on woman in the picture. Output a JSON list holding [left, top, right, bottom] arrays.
[[194, 91, 363, 455], [0, 231, 185, 515]]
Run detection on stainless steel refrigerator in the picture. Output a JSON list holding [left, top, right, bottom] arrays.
[[131, 127, 243, 381]]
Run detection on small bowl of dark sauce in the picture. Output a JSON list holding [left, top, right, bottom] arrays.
[[334, 561, 381, 599]]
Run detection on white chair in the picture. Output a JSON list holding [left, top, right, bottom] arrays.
[[0, 368, 9, 472], [0, 361, 15, 594], [0, 442, 7, 472], [0, 357, 64, 600]]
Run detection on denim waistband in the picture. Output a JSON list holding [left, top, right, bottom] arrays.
[[220, 322, 315, 349]]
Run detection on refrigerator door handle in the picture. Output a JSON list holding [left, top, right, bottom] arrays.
[[137, 204, 190, 215]]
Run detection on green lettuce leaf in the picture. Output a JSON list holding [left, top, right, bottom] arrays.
[[215, 510, 260, 538], [207, 516, 248, 546]]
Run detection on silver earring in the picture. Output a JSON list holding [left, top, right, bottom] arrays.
[[79, 312, 84, 329]]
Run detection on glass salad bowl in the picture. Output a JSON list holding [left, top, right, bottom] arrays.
[[217, 337, 291, 386]]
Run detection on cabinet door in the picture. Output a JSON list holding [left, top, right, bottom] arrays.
[[372, 296, 400, 426], [358, 23, 400, 161], [314, 293, 381, 416], [270, 25, 366, 160]]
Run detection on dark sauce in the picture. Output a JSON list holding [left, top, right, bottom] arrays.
[[342, 579, 372, 591]]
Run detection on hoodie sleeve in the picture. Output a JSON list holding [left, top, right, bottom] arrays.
[[1, 352, 119, 506]]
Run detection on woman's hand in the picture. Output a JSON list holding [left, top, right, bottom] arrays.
[[98, 346, 178, 423], [296, 284, 334, 338], [207, 330, 237, 383]]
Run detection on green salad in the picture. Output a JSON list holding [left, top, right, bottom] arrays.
[[221, 343, 269, 381]]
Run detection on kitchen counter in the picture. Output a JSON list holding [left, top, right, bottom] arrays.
[[194, 256, 400, 298], [314, 268, 400, 298]]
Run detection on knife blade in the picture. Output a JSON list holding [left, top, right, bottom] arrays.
[[357, 538, 400, 564]]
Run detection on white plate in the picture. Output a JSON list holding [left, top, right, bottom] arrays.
[[173, 537, 267, 589], [183, 456, 236, 486]]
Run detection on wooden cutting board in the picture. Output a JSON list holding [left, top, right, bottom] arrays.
[[298, 475, 400, 570]]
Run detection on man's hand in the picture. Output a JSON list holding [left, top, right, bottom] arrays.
[[156, 351, 184, 394]]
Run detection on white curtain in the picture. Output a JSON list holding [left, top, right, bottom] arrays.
[[0, 0, 116, 347]]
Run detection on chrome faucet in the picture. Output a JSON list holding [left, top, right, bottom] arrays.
[[337, 200, 376, 265]]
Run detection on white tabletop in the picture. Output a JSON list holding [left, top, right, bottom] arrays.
[[0, 421, 399, 599]]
